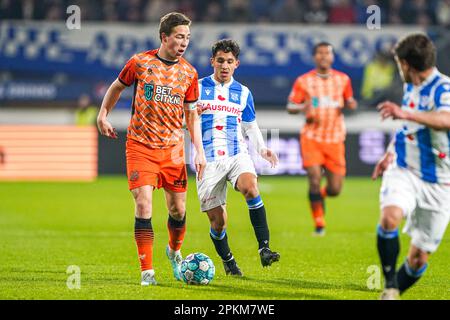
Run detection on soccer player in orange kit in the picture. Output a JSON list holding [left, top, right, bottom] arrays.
[[287, 42, 357, 236], [96, 12, 206, 286]]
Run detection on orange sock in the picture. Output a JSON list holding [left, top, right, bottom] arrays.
[[167, 214, 186, 251], [135, 218, 154, 271], [320, 186, 328, 199], [310, 201, 326, 228], [309, 192, 326, 228]]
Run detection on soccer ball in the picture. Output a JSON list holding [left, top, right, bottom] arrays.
[[180, 253, 215, 285]]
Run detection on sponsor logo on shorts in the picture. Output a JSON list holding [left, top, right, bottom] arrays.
[[174, 179, 187, 187], [130, 170, 139, 182], [202, 196, 217, 203]]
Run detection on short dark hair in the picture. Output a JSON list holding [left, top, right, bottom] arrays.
[[393, 33, 436, 71], [159, 12, 191, 41], [313, 42, 333, 55], [211, 39, 240, 59]]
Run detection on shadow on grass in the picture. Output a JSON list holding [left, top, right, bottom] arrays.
[[260, 277, 372, 293], [154, 276, 337, 300]]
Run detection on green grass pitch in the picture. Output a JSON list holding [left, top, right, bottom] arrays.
[[0, 176, 448, 300]]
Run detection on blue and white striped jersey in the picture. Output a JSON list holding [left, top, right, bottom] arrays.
[[394, 68, 450, 184], [198, 75, 256, 162]]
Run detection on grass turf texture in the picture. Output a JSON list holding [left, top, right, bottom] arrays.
[[0, 176, 448, 300]]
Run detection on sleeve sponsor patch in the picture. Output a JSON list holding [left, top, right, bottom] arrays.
[[440, 92, 450, 106]]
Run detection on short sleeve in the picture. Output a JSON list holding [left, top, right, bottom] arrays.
[[184, 72, 199, 103], [118, 56, 137, 87], [288, 77, 306, 104], [343, 75, 354, 100], [242, 91, 256, 123], [434, 83, 450, 111]]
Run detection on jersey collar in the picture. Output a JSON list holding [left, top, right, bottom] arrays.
[[210, 74, 234, 88], [155, 52, 178, 66], [417, 67, 439, 89]]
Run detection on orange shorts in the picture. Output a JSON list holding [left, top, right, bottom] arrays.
[[126, 139, 187, 192], [300, 135, 346, 176]]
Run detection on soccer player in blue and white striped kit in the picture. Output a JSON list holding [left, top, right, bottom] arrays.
[[195, 39, 280, 276], [372, 34, 450, 300]]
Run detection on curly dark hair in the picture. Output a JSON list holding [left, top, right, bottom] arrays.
[[211, 39, 240, 58], [312, 41, 333, 55]]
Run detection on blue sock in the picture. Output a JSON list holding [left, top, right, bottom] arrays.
[[377, 224, 400, 288], [210, 228, 232, 261], [397, 259, 427, 294], [247, 195, 270, 250]]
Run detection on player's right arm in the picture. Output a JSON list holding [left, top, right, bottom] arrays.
[[286, 77, 311, 115], [97, 79, 127, 139], [97, 55, 137, 139], [372, 139, 395, 180]]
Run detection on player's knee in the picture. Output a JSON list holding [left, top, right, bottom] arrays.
[[211, 222, 226, 234], [380, 208, 402, 230], [408, 249, 429, 270], [309, 181, 321, 193], [242, 185, 259, 200], [169, 206, 186, 220], [380, 216, 399, 230], [326, 186, 341, 197], [166, 201, 185, 219], [135, 199, 151, 217]]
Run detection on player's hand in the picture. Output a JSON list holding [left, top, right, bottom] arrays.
[[195, 150, 207, 181], [97, 117, 118, 139], [260, 148, 279, 168], [371, 152, 394, 180], [304, 102, 318, 124], [196, 104, 203, 116], [345, 98, 358, 110], [286, 102, 303, 114], [377, 101, 408, 120]]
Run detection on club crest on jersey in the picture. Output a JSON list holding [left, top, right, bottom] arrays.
[[144, 84, 154, 100], [144, 83, 181, 105], [229, 90, 241, 104], [419, 95, 430, 110]]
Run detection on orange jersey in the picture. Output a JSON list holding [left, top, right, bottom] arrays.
[[119, 49, 199, 149], [288, 69, 354, 143]]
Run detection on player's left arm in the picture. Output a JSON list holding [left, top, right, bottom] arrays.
[[343, 75, 357, 110], [242, 92, 278, 168], [378, 84, 450, 130], [185, 104, 206, 180], [184, 74, 206, 180]]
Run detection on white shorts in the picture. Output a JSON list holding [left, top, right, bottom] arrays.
[[196, 153, 257, 212], [380, 165, 450, 253]]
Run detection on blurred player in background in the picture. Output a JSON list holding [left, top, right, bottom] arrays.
[[75, 94, 97, 126], [287, 42, 357, 235], [96, 12, 206, 286], [196, 39, 280, 276], [372, 33, 450, 300]]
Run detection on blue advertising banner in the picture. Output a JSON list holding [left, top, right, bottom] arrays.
[[0, 22, 422, 105]]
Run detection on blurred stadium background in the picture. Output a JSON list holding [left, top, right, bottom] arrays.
[[1, 0, 450, 301], [1, 0, 449, 180]]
